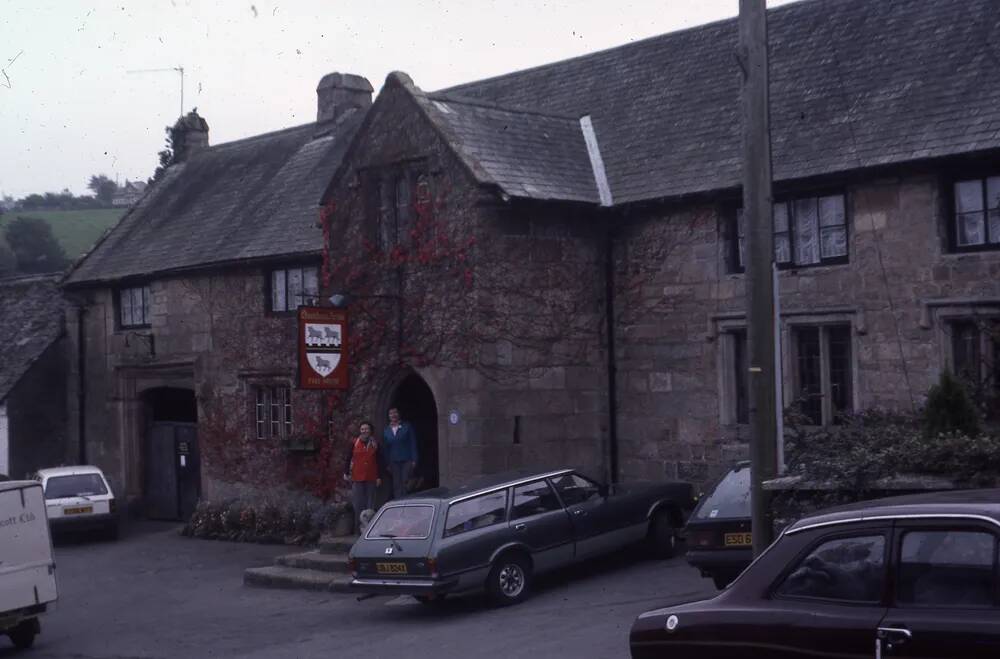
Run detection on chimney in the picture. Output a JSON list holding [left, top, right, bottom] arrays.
[[172, 109, 209, 162], [317, 73, 373, 123]]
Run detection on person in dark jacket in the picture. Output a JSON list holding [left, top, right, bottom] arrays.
[[343, 421, 385, 532], [382, 407, 418, 500]]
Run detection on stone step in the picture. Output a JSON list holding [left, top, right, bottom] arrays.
[[319, 534, 357, 555], [275, 550, 349, 573], [243, 565, 352, 593]]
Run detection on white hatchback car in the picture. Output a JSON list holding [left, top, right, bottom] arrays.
[[35, 466, 119, 539]]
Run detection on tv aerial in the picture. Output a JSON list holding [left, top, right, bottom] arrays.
[[126, 66, 185, 118]]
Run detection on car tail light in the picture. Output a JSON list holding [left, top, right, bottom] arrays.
[[427, 557, 438, 578], [688, 530, 715, 548]]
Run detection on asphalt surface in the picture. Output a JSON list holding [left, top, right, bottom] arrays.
[[2, 521, 716, 659]]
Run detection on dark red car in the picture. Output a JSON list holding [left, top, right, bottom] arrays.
[[631, 489, 1000, 658]]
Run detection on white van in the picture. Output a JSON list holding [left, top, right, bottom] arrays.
[[0, 480, 58, 650]]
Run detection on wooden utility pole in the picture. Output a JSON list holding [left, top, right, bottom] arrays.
[[739, 0, 778, 556]]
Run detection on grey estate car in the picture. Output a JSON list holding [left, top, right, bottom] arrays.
[[349, 468, 695, 605]]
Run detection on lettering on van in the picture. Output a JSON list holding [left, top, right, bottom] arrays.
[[0, 511, 37, 528]]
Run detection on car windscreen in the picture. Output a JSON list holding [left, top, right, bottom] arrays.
[[367, 505, 434, 539], [44, 474, 109, 500], [692, 467, 750, 520]]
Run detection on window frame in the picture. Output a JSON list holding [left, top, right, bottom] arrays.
[[946, 317, 1000, 399], [364, 162, 429, 252], [266, 264, 320, 315], [890, 522, 1000, 610], [947, 173, 1000, 253], [771, 530, 891, 607], [727, 191, 850, 274], [252, 385, 293, 440], [116, 283, 152, 329], [789, 322, 855, 426]]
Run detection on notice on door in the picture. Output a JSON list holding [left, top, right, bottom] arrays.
[[298, 307, 348, 389]]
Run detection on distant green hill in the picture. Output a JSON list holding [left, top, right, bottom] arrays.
[[0, 208, 124, 259]]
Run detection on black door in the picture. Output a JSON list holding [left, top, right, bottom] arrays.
[[510, 480, 574, 572], [878, 523, 1000, 658], [145, 422, 200, 521]]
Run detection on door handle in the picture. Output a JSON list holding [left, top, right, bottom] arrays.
[[877, 626, 912, 656], [514, 523, 527, 531]]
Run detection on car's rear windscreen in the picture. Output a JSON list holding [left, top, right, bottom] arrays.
[[44, 474, 108, 500], [693, 467, 750, 520], [367, 505, 434, 539]]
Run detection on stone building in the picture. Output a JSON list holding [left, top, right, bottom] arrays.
[[0, 274, 71, 478], [65, 0, 1000, 515], [63, 74, 373, 515], [320, 0, 1000, 489]]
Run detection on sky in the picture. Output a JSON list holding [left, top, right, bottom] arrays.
[[1, 0, 799, 199]]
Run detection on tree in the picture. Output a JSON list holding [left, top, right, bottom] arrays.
[[0, 239, 15, 277], [2, 216, 69, 274], [924, 370, 980, 438], [150, 122, 179, 184], [88, 174, 118, 206]]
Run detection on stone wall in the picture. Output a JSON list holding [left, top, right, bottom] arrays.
[[8, 338, 71, 478], [614, 172, 1000, 488]]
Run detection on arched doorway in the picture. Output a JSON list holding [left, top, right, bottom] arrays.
[[141, 387, 199, 520], [388, 373, 439, 490]]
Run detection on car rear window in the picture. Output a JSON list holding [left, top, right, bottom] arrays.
[[367, 505, 434, 539], [693, 467, 751, 520], [44, 474, 108, 500]]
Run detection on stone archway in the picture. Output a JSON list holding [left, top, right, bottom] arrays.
[[385, 372, 440, 490]]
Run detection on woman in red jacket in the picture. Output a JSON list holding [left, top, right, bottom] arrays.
[[342, 421, 385, 533]]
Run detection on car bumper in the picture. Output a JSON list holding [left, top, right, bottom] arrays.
[[685, 548, 753, 575], [49, 512, 117, 532], [350, 576, 459, 596]]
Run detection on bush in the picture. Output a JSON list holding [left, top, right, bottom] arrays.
[[923, 370, 980, 438], [182, 498, 351, 545]]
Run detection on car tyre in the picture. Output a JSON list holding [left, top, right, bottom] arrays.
[[486, 553, 531, 606], [648, 511, 677, 559], [8, 619, 38, 649]]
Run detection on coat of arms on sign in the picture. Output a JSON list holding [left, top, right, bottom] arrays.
[[305, 323, 342, 376]]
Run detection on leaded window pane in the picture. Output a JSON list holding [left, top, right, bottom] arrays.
[[287, 268, 303, 309], [773, 202, 789, 232], [736, 209, 746, 268], [796, 326, 822, 424], [958, 212, 985, 246], [828, 325, 853, 420], [121, 290, 134, 327], [821, 226, 848, 258], [141, 286, 151, 324], [818, 195, 845, 227], [794, 199, 820, 265], [396, 176, 411, 243], [271, 270, 287, 312], [955, 179, 984, 213], [302, 267, 319, 305]]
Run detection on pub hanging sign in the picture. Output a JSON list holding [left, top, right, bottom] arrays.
[[298, 307, 348, 389]]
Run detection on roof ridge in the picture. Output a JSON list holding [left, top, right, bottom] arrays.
[[427, 93, 580, 121], [433, 0, 815, 97], [200, 120, 318, 153]]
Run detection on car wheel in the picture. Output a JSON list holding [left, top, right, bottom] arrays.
[[486, 554, 531, 606], [8, 619, 38, 649], [648, 511, 677, 559]]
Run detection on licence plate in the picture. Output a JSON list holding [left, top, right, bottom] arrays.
[[724, 532, 752, 547], [64, 506, 93, 515], [376, 562, 408, 575]]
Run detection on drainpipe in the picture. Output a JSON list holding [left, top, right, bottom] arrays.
[[604, 228, 619, 484], [76, 305, 87, 464]]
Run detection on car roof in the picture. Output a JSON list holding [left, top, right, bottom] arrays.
[[36, 465, 107, 478], [397, 468, 575, 505], [0, 480, 43, 493], [786, 488, 1000, 534]]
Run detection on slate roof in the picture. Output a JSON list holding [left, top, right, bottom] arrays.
[[66, 110, 365, 285], [0, 275, 65, 402], [416, 94, 602, 204], [434, 0, 1000, 205]]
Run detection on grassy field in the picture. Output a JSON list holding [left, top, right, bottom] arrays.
[[0, 208, 124, 259]]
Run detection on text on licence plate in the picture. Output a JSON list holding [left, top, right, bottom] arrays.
[[376, 562, 408, 575], [724, 532, 752, 547], [64, 506, 93, 515]]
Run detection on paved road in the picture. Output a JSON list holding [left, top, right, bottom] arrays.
[[2, 522, 716, 659]]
